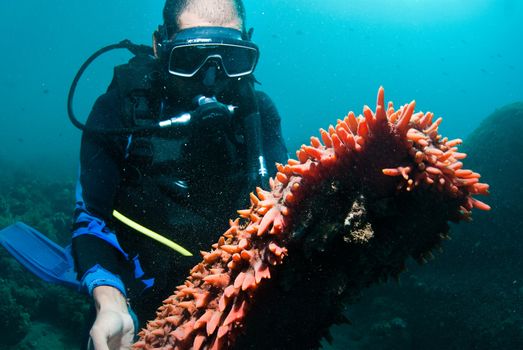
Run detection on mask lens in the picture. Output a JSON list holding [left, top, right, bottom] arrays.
[[218, 46, 258, 77], [168, 44, 258, 77], [169, 45, 211, 76]]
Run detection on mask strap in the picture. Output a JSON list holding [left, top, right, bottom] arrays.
[[154, 24, 169, 42], [153, 25, 170, 58], [244, 27, 255, 41]]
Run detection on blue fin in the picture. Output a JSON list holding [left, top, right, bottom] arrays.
[[0, 222, 80, 290]]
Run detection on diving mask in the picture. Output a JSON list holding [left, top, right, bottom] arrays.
[[158, 27, 259, 78]]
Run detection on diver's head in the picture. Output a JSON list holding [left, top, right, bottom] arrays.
[[155, 0, 257, 101]]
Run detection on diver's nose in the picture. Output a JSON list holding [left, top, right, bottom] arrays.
[[201, 58, 224, 87], [203, 65, 217, 87]]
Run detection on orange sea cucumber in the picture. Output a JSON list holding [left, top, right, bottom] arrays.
[[134, 87, 489, 350]]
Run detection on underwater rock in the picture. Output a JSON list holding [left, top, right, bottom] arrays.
[[461, 102, 523, 250], [434, 101, 523, 276]]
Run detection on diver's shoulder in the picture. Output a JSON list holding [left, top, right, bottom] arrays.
[[85, 88, 124, 129], [255, 90, 282, 127], [256, 90, 274, 106], [93, 88, 122, 112]]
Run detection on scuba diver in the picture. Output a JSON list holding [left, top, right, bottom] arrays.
[[75, 0, 288, 348], [0, 0, 287, 349]]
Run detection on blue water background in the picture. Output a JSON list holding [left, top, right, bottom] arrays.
[[0, 0, 521, 179]]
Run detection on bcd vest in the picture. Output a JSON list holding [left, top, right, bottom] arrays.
[[107, 53, 261, 275]]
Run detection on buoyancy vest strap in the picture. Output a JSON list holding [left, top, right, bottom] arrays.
[[112, 210, 193, 256]]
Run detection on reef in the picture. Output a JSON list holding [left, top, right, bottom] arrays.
[[134, 87, 489, 350], [0, 168, 88, 349]]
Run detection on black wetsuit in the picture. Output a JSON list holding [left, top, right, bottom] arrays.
[[71, 74, 287, 322]]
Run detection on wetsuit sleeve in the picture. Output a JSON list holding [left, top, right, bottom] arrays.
[[257, 91, 289, 175], [71, 88, 132, 296]]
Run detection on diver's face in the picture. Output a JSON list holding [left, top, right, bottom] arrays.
[[166, 10, 243, 100]]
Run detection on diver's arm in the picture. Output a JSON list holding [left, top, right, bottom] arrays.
[[72, 136, 129, 296], [89, 286, 135, 350], [72, 90, 136, 349], [71, 89, 131, 295], [256, 91, 289, 174]]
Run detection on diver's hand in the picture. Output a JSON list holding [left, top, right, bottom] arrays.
[[89, 286, 135, 350]]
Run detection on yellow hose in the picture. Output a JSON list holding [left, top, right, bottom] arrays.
[[112, 210, 193, 256]]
